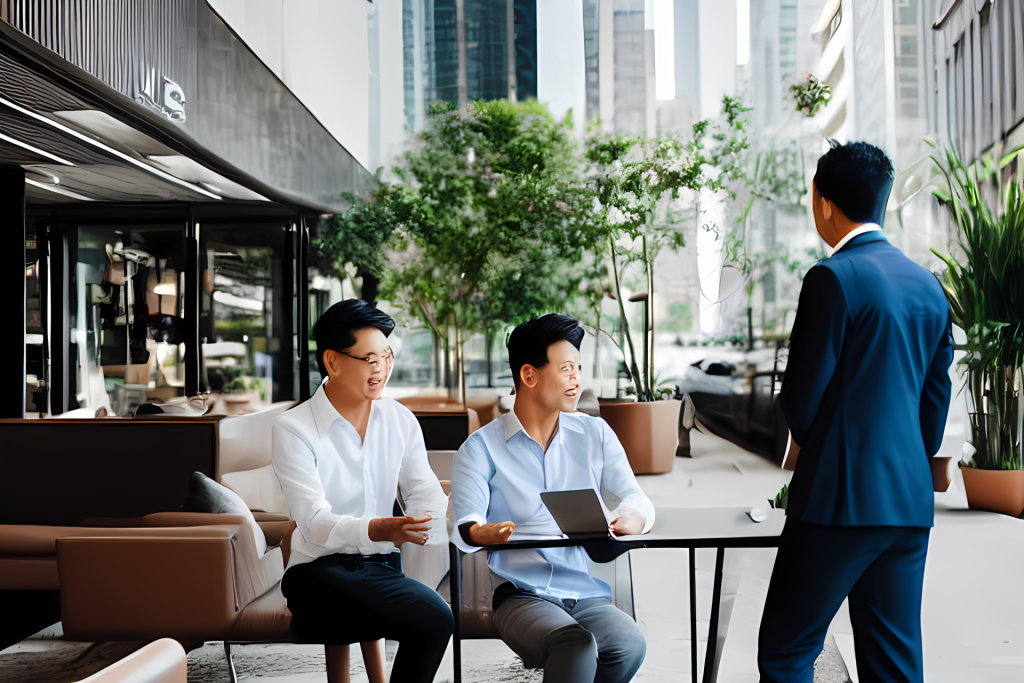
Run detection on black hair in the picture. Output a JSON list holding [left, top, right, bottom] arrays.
[[507, 313, 584, 385], [313, 299, 395, 378], [814, 140, 895, 225]]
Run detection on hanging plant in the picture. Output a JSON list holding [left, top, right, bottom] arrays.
[[789, 73, 831, 117]]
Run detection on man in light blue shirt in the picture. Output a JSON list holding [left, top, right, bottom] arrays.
[[451, 314, 654, 683]]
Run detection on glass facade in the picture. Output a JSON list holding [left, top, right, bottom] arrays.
[[465, 0, 510, 102], [403, 0, 532, 130], [778, 0, 798, 77], [25, 225, 45, 416], [433, 0, 461, 106], [514, 0, 538, 102], [200, 225, 298, 409], [68, 224, 185, 417], [583, 0, 600, 122], [894, 0, 921, 119]]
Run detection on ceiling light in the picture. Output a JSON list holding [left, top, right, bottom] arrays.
[[25, 178, 94, 201], [0, 94, 221, 200], [153, 283, 177, 296], [0, 131, 74, 165]]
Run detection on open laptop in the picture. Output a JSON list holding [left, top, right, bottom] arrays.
[[539, 489, 615, 540]]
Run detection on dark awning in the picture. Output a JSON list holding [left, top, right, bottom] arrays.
[[0, 2, 372, 213]]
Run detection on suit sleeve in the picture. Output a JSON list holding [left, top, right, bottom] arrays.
[[920, 311, 953, 457], [780, 265, 849, 445]]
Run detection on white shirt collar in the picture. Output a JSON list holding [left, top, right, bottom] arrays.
[[826, 223, 881, 257], [501, 409, 524, 442], [310, 382, 343, 441]]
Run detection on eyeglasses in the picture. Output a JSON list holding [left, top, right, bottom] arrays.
[[339, 347, 394, 369]]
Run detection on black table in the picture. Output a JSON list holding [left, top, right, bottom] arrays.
[[448, 506, 785, 683]]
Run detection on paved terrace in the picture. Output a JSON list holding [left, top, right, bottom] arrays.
[[4, 430, 1024, 682]]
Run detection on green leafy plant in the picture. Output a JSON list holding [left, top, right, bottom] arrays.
[[585, 96, 753, 401], [318, 99, 599, 396], [901, 141, 1024, 470], [222, 376, 265, 400], [702, 333, 748, 348], [789, 73, 831, 117], [769, 484, 788, 510]]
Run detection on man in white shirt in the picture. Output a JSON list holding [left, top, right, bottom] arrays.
[[451, 314, 653, 683], [273, 300, 451, 683]]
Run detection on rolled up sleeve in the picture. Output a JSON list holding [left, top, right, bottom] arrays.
[[272, 422, 383, 557], [598, 418, 655, 533], [450, 437, 494, 553]]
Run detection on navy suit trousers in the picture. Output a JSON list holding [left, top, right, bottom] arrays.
[[758, 518, 930, 683]]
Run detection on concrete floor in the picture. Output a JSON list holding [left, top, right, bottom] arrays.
[[5, 428, 1024, 682]]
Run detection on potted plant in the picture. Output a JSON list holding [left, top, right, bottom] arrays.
[[909, 142, 1024, 516], [582, 97, 752, 473]]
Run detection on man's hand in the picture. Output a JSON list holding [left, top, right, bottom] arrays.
[[468, 521, 516, 545], [609, 508, 645, 536], [368, 516, 432, 546], [783, 431, 801, 472]]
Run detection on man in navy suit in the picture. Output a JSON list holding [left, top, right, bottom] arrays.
[[757, 141, 953, 683]]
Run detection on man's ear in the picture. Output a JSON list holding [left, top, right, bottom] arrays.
[[821, 196, 834, 223], [519, 365, 539, 389], [323, 349, 342, 379]]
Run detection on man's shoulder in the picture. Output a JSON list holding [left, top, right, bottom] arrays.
[[377, 397, 417, 423], [274, 397, 315, 432], [828, 239, 945, 301], [561, 411, 603, 435], [460, 417, 504, 454]]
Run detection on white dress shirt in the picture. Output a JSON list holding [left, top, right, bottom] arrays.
[[451, 410, 655, 600], [272, 385, 448, 568], [825, 223, 881, 257]]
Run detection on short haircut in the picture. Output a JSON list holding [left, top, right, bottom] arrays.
[[814, 140, 895, 225], [507, 313, 584, 385], [313, 299, 395, 378]]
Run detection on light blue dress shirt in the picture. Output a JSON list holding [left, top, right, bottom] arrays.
[[451, 410, 655, 600]]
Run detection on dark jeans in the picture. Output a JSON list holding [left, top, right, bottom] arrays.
[[758, 518, 930, 683], [282, 553, 453, 683]]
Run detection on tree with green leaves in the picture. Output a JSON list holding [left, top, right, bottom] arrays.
[[584, 96, 753, 401], [318, 99, 600, 393]]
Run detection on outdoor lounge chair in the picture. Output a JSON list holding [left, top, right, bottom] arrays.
[[56, 511, 383, 683]]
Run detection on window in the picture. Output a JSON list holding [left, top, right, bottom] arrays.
[[69, 225, 185, 417], [200, 225, 298, 412]]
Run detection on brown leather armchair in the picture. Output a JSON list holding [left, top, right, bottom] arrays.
[[56, 513, 382, 683]]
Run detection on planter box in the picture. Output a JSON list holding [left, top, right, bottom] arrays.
[[598, 399, 680, 475], [960, 466, 1024, 517]]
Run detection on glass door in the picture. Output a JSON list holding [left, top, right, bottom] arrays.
[[200, 224, 297, 413], [69, 224, 185, 416]]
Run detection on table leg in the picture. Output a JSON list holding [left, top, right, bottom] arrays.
[[689, 547, 697, 683], [702, 547, 725, 683], [449, 543, 462, 683]]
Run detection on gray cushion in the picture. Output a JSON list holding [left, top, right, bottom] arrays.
[[183, 472, 267, 556]]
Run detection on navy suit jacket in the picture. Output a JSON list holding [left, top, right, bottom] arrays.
[[781, 231, 953, 528]]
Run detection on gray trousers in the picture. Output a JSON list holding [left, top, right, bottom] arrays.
[[494, 595, 646, 683]]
